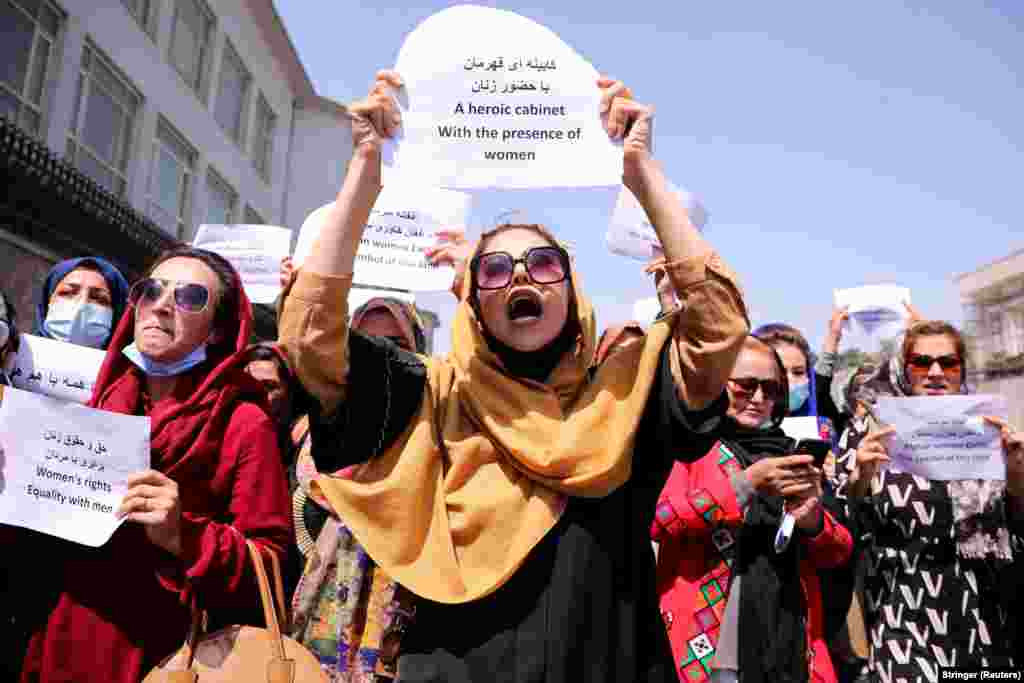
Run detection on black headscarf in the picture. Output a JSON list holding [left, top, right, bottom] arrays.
[[709, 339, 851, 683]]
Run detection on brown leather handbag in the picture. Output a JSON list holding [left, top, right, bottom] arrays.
[[143, 540, 327, 683]]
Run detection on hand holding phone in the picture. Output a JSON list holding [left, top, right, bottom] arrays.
[[791, 438, 831, 467]]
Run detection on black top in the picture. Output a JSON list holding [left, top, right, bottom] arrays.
[[306, 333, 725, 683]]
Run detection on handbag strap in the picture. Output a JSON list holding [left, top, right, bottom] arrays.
[[176, 540, 290, 671], [246, 539, 287, 660]]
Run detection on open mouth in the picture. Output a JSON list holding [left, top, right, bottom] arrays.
[[507, 290, 543, 323]]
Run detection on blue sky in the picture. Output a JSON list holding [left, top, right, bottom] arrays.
[[276, 1, 1023, 354]]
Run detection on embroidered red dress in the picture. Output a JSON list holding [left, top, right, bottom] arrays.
[[652, 440, 851, 683]]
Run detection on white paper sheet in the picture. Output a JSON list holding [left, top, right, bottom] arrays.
[[834, 284, 911, 339], [3, 334, 104, 404], [632, 297, 661, 325], [293, 184, 470, 292], [874, 395, 1009, 480], [193, 224, 293, 304], [383, 5, 622, 190], [606, 184, 708, 261], [0, 387, 150, 546], [781, 416, 823, 441]]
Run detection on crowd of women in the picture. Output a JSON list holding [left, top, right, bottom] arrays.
[[0, 70, 1021, 683]]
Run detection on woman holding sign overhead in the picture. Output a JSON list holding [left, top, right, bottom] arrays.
[[831, 320, 1024, 679], [278, 70, 749, 682], [9, 247, 291, 683]]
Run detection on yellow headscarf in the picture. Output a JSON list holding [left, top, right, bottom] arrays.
[[313, 224, 676, 603]]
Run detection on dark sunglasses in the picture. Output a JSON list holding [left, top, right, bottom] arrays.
[[130, 278, 211, 314], [906, 354, 961, 376], [472, 246, 568, 290], [729, 376, 784, 401]]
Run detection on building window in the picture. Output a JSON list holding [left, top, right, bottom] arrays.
[[252, 94, 275, 181], [121, 0, 155, 35], [66, 43, 141, 197], [168, 0, 212, 97], [244, 205, 265, 224], [148, 117, 195, 239], [205, 169, 237, 225], [0, 0, 62, 138], [214, 42, 251, 145]]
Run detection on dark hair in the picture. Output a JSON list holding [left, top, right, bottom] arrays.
[[752, 323, 814, 370], [902, 320, 967, 366], [143, 247, 242, 344], [244, 344, 281, 365], [0, 288, 19, 354]]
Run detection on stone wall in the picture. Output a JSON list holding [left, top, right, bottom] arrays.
[[0, 231, 55, 332]]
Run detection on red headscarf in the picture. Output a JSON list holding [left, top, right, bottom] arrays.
[[88, 260, 261, 473]]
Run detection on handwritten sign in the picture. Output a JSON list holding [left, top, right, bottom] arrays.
[[0, 387, 150, 546], [3, 334, 104, 404], [293, 184, 470, 292], [606, 184, 708, 261], [383, 5, 621, 189], [834, 285, 911, 339], [193, 224, 292, 304], [874, 395, 1009, 480]]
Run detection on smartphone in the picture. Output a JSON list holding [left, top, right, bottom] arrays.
[[790, 438, 831, 467]]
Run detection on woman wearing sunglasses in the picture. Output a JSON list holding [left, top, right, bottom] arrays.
[[277, 70, 748, 681], [831, 320, 1024, 680], [11, 247, 291, 683], [653, 336, 853, 683]]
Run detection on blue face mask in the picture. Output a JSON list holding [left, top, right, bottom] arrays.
[[43, 300, 113, 349], [788, 380, 810, 413], [122, 342, 208, 377]]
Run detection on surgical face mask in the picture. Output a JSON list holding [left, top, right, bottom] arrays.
[[788, 380, 810, 413], [123, 342, 207, 377], [43, 300, 112, 349]]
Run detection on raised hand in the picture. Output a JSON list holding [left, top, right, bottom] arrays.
[[424, 228, 475, 300], [598, 78, 653, 169], [824, 306, 849, 354], [984, 417, 1024, 502], [348, 70, 403, 158]]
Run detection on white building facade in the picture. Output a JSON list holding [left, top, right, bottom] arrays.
[[1, 0, 352, 243]]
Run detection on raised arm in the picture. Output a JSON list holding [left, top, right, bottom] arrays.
[[278, 72, 400, 416], [601, 81, 749, 410]]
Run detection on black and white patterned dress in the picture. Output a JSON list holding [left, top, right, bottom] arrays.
[[832, 427, 1023, 683]]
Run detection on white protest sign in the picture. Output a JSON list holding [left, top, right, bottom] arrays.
[[633, 297, 661, 325], [834, 285, 911, 339], [383, 5, 621, 190], [3, 334, 104, 404], [874, 395, 1009, 480], [293, 184, 470, 292], [0, 386, 150, 546], [606, 184, 708, 261], [193, 224, 292, 304], [781, 416, 823, 441]]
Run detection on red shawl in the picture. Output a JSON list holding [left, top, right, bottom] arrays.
[[20, 266, 292, 683]]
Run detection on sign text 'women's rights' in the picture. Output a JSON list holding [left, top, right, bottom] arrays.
[[384, 5, 622, 190], [0, 387, 149, 546]]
